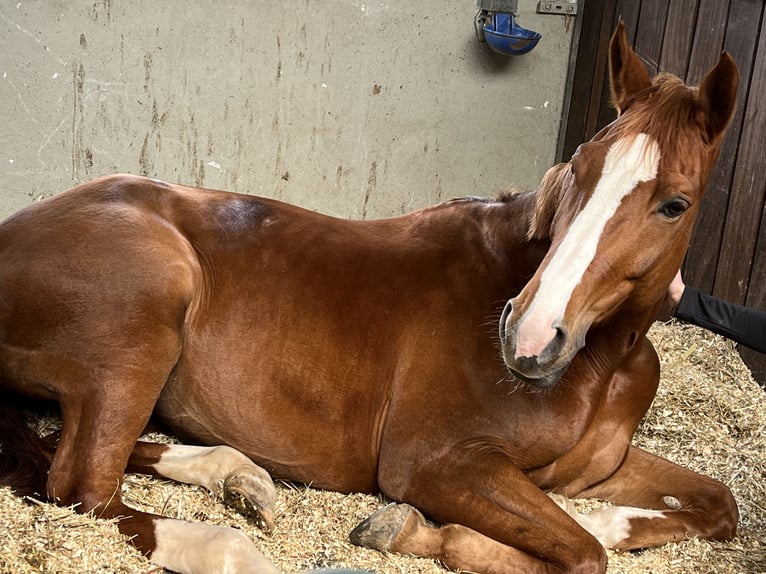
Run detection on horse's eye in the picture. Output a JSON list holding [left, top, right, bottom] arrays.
[[660, 199, 689, 219]]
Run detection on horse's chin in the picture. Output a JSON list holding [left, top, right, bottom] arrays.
[[507, 366, 565, 389]]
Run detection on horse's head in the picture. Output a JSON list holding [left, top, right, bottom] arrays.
[[499, 22, 739, 388]]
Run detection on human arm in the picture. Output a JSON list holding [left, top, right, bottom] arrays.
[[668, 271, 766, 353]]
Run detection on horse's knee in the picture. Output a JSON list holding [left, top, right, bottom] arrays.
[[566, 538, 607, 574], [703, 481, 739, 540]]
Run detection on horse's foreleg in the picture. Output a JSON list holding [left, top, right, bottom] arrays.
[[376, 450, 607, 574], [351, 502, 571, 574], [127, 441, 276, 531], [564, 445, 738, 550]]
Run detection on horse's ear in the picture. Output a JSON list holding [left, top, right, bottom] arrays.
[[697, 51, 739, 142], [609, 21, 651, 114]]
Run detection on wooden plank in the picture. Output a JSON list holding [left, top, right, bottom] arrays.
[[585, 0, 619, 138], [746, 201, 766, 312], [555, 0, 588, 162], [712, 1, 766, 303], [660, 0, 700, 76], [560, 0, 607, 160], [680, 0, 733, 293], [615, 0, 641, 43], [633, 0, 671, 74], [735, 3, 766, 383], [583, 0, 653, 144], [739, 348, 765, 387], [685, 0, 731, 83], [593, 0, 640, 134], [743, 142, 766, 385]]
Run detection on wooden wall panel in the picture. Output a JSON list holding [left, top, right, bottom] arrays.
[[682, 0, 733, 294], [713, 2, 766, 302], [633, 0, 670, 74], [585, 2, 619, 138], [742, 18, 766, 380], [593, 0, 639, 134], [560, 0, 608, 160], [589, 2, 623, 137], [660, 0, 700, 76], [685, 0, 731, 84]]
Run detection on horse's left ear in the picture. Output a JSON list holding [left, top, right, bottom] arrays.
[[697, 52, 739, 142], [609, 21, 651, 114]]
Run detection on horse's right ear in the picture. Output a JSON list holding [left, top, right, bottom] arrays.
[[609, 21, 651, 114]]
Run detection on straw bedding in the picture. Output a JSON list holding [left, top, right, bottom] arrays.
[[1, 320, 764, 574]]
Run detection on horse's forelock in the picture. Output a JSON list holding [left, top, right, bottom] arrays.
[[612, 74, 710, 154]]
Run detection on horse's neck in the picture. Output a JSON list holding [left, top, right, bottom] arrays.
[[583, 299, 662, 373]]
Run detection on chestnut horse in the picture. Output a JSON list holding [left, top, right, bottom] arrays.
[[0, 24, 740, 574]]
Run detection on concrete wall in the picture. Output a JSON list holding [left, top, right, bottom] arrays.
[[0, 1, 574, 220]]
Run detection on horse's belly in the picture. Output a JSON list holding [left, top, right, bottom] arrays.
[[154, 360, 385, 493]]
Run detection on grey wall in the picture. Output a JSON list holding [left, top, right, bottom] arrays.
[[0, 1, 574, 220]]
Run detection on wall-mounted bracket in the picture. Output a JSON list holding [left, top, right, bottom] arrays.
[[536, 0, 577, 15]]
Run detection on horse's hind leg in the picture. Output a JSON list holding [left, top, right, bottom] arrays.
[[566, 445, 738, 550], [39, 355, 278, 574], [127, 441, 276, 531]]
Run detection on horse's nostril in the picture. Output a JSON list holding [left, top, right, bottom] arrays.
[[499, 299, 514, 342], [547, 325, 568, 357]]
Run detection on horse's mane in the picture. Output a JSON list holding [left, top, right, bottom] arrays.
[[444, 189, 532, 205], [527, 164, 569, 241]]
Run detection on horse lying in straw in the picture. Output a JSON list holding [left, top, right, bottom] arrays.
[[0, 23, 740, 574]]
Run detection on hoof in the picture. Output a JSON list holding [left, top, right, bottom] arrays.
[[222, 466, 276, 532], [349, 503, 425, 551]]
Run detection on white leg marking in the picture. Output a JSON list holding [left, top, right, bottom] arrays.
[[514, 133, 661, 358], [152, 444, 276, 531], [549, 493, 667, 549], [152, 518, 279, 574], [153, 444, 270, 496]]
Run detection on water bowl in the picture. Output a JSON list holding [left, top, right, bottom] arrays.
[[482, 12, 541, 56]]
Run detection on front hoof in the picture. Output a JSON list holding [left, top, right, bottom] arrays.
[[222, 466, 276, 532], [349, 503, 425, 551]]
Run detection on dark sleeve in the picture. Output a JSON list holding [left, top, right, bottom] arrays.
[[675, 287, 766, 353]]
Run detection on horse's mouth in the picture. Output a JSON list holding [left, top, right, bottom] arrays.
[[507, 365, 564, 389]]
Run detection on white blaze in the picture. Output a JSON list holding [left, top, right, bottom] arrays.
[[515, 133, 661, 359]]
